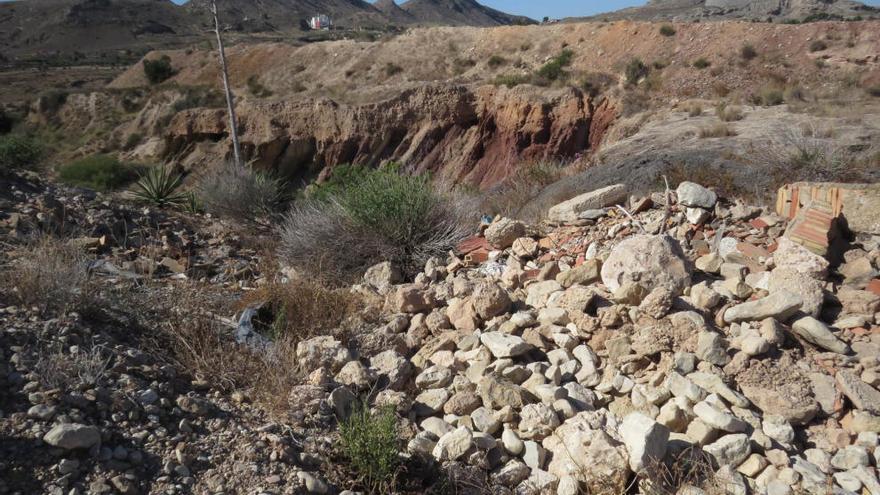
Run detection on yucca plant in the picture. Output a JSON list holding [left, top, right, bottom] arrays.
[[182, 191, 203, 214], [133, 166, 186, 207]]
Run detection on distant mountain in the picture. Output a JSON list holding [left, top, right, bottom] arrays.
[[184, 0, 391, 32], [0, 0, 534, 63], [573, 0, 879, 21], [0, 0, 192, 59], [400, 0, 535, 26], [374, 0, 417, 24]]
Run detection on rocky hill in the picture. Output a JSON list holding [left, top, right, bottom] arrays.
[[574, 0, 880, 21], [92, 20, 880, 191], [0, 0, 531, 64], [398, 0, 535, 26]]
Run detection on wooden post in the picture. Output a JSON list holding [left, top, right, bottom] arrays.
[[211, 0, 243, 168]]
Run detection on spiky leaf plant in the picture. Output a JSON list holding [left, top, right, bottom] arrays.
[[133, 166, 186, 207]]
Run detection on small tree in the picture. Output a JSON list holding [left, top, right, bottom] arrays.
[[143, 55, 175, 85], [625, 58, 649, 85]]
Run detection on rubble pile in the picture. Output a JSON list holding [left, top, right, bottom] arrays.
[[2, 169, 880, 494], [303, 180, 880, 494]]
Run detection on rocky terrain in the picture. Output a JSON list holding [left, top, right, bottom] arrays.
[[2, 159, 880, 494], [3, 4, 880, 495], [55, 19, 873, 192], [0, 0, 532, 66], [573, 0, 880, 22]]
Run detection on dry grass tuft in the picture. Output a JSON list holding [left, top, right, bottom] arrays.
[[479, 160, 567, 221], [1, 236, 92, 316], [751, 122, 879, 185], [642, 447, 727, 495], [197, 160, 286, 224], [715, 103, 744, 122], [158, 278, 367, 416], [33, 343, 111, 391], [698, 123, 737, 138]]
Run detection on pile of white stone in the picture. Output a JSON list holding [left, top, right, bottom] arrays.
[[294, 181, 880, 495]]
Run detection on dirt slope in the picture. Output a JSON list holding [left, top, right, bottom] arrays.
[[572, 0, 880, 22], [42, 20, 880, 191]]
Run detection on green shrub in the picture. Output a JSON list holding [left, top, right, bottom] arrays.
[[384, 63, 403, 77], [0, 108, 15, 134], [487, 55, 507, 69], [59, 155, 137, 191], [339, 404, 400, 493], [580, 72, 616, 97], [659, 24, 676, 36], [536, 49, 574, 82], [808, 40, 827, 52], [741, 44, 758, 60], [625, 58, 650, 85], [453, 58, 476, 74], [143, 55, 176, 85], [123, 133, 143, 151], [280, 165, 473, 283], [693, 58, 711, 69], [172, 87, 226, 112], [38, 91, 68, 114], [247, 75, 273, 97], [0, 135, 42, 171], [133, 166, 186, 206], [494, 73, 530, 88]]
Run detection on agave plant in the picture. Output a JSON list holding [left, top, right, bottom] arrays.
[[132, 166, 186, 207]]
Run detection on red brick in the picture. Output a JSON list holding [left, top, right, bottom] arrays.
[[457, 236, 489, 255], [749, 218, 769, 230]]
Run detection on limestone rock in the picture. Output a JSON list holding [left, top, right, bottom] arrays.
[[619, 412, 670, 472], [43, 424, 101, 450], [791, 317, 850, 354], [837, 370, 880, 415], [600, 235, 691, 295], [723, 291, 803, 324], [433, 426, 474, 461], [548, 184, 627, 225], [677, 182, 717, 208], [704, 433, 751, 467], [485, 218, 527, 249], [556, 259, 601, 288], [481, 332, 532, 358]]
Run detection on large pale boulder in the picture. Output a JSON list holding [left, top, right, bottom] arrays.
[[544, 412, 630, 493], [676, 181, 717, 208], [600, 235, 691, 295], [547, 184, 627, 225], [485, 218, 527, 249], [773, 237, 830, 278], [43, 424, 101, 450], [619, 413, 670, 472], [295, 336, 352, 373]]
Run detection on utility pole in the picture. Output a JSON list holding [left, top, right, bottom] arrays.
[[210, 0, 243, 168]]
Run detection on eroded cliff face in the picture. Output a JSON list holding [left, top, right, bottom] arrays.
[[163, 84, 616, 189]]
